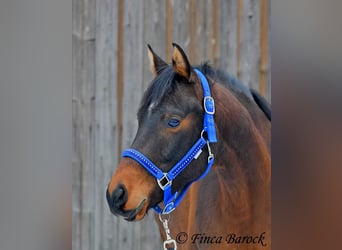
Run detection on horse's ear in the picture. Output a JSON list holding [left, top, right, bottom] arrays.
[[171, 43, 191, 80], [147, 44, 168, 76]]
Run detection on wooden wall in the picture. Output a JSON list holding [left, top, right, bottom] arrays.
[[73, 0, 270, 249]]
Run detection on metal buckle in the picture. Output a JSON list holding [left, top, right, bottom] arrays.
[[157, 174, 172, 190], [204, 96, 215, 115]]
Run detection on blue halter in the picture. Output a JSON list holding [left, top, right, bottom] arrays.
[[121, 69, 217, 214]]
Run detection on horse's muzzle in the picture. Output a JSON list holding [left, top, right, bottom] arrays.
[[106, 184, 146, 221]]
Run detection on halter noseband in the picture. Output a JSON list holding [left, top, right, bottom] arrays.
[[121, 69, 217, 214]]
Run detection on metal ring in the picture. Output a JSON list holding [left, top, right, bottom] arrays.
[[159, 211, 170, 222]]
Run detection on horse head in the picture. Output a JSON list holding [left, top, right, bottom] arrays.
[[106, 44, 212, 221]]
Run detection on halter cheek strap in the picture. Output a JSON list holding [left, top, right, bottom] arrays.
[[121, 69, 217, 214]]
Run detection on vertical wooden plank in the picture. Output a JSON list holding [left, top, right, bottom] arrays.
[[119, 0, 144, 249], [94, 0, 119, 250], [117, 0, 124, 162], [72, 0, 81, 245], [143, 0, 167, 89], [140, 214, 163, 249], [189, 0, 196, 62], [260, 0, 268, 98], [72, 32, 83, 250], [266, 0, 271, 102], [72, 0, 96, 250], [121, 0, 144, 147], [212, 0, 219, 65], [141, 1, 166, 249], [165, 0, 172, 62], [172, 0, 190, 54], [205, 0, 214, 62], [217, 0, 238, 75], [237, 0, 243, 79], [239, 0, 261, 90], [192, 0, 205, 64]]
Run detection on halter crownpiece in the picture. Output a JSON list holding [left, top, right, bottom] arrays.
[[121, 68, 217, 214]]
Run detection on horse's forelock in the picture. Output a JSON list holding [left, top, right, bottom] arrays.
[[138, 66, 176, 119]]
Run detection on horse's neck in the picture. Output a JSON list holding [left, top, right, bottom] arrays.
[[156, 83, 271, 248], [212, 83, 271, 225]]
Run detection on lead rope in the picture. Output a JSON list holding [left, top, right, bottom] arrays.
[[159, 212, 177, 250]]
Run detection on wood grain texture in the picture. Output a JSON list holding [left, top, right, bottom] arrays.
[[171, 0, 190, 54], [94, 0, 118, 250], [143, 0, 166, 89], [240, 0, 261, 90], [73, 0, 271, 249], [119, 0, 144, 249], [72, 0, 96, 250], [217, 0, 238, 74]]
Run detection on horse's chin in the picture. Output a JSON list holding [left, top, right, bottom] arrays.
[[124, 198, 148, 221]]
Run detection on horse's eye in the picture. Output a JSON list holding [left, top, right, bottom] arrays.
[[167, 118, 180, 128]]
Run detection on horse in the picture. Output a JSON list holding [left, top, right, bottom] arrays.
[[107, 43, 271, 250]]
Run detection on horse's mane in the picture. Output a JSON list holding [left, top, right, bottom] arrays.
[[200, 63, 271, 121], [138, 62, 271, 121], [198, 62, 253, 101]]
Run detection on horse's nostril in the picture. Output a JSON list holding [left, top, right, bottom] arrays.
[[107, 184, 128, 209], [113, 186, 124, 200]]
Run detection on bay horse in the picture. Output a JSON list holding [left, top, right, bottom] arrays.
[[107, 43, 271, 250]]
